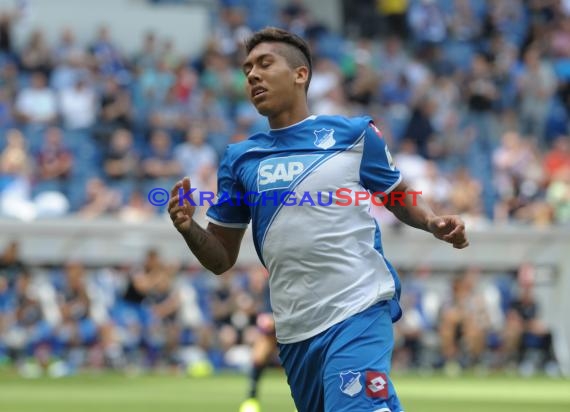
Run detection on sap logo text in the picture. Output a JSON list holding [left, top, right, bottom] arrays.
[[257, 154, 322, 192], [259, 162, 304, 185]]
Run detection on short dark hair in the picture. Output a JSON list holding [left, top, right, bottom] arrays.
[[244, 27, 312, 92]]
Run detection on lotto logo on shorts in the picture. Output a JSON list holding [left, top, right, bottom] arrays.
[[365, 371, 389, 399]]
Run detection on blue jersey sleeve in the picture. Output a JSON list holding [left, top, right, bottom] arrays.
[[206, 147, 251, 228], [359, 121, 402, 194]]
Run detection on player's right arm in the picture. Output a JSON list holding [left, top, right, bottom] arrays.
[[168, 177, 246, 275]]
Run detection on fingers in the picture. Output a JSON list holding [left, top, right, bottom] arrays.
[[432, 215, 469, 249], [182, 176, 191, 194], [168, 195, 179, 211], [169, 177, 193, 216], [453, 240, 470, 249], [442, 223, 465, 241], [173, 214, 190, 227], [170, 180, 183, 198]]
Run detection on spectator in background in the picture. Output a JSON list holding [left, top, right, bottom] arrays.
[[95, 76, 133, 144], [50, 51, 91, 93], [426, 74, 461, 135], [279, 0, 312, 38], [448, 167, 489, 227], [141, 129, 181, 197], [1, 129, 29, 178], [408, 0, 447, 46], [438, 268, 493, 374], [199, 49, 247, 117], [54, 262, 99, 372], [116, 249, 176, 366], [171, 64, 198, 105], [393, 139, 427, 183], [307, 57, 342, 112], [393, 268, 430, 370], [543, 135, 570, 183], [517, 47, 557, 146], [159, 39, 179, 71], [77, 177, 121, 219], [33, 127, 73, 196], [502, 263, 558, 375], [133, 31, 160, 70], [174, 123, 217, 192], [148, 85, 189, 137], [89, 25, 129, 82], [0, 60, 20, 102], [214, 4, 252, 58], [378, 36, 410, 88], [144, 263, 182, 366], [0, 11, 15, 58], [137, 58, 175, 108], [19, 30, 52, 76], [0, 129, 35, 220], [118, 190, 155, 223], [402, 96, 436, 158], [14, 72, 57, 126], [0, 241, 25, 290], [209, 269, 246, 368], [0, 88, 13, 128], [446, 0, 482, 42], [53, 28, 85, 65], [413, 161, 452, 214], [550, 17, 570, 58], [493, 131, 543, 222], [59, 78, 97, 130], [1, 268, 55, 377], [344, 48, 381, 108], [103, 128, 139, 205]]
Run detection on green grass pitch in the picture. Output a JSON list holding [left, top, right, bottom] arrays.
[[0, 369, 569, 412]]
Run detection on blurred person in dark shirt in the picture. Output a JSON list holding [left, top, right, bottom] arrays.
[[54, 262, 98, 370], [103, 128, 139, 205], [94, 76, 133, 145], [502, 263, 557, 375], [1, 268, 54, 376], [19, 30, 52, 76], [0, 241, 25, 291]]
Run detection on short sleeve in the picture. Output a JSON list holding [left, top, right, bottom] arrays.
[[359, 121, 402, 194], [205, 147, 251, 228]]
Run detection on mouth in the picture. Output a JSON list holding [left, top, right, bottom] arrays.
[[251, 86, 267, 100]]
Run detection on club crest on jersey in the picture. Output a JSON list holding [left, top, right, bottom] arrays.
[[313, 128, 336, 149], [257, 154, 322, 192], [339, 371, 362, 397]]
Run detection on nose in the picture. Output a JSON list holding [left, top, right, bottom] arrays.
[[247, 68, 261, 85]]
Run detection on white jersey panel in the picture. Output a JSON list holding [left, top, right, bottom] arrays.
[[262, 139, 397, 343]]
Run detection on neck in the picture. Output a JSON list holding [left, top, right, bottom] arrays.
[[268, 100, 310, 130]]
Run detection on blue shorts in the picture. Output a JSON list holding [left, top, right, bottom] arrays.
[[278, 301, 403, 412]]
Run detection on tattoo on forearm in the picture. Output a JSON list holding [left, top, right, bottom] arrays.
[[182, 220, 228, 274], [186, 220, 209, 250]]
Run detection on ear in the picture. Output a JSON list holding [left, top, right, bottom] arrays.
[[294, 66, 309, 88]]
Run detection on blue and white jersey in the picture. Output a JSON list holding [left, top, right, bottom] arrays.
[[206, 115, 403, 344]]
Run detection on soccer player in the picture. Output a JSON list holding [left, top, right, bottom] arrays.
[[168, 27, 469, 412]]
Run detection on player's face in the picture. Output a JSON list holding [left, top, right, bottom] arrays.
[[242, 43, 301, 117]]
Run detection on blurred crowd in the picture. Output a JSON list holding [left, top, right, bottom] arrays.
[[0, 0, 567, 225], [0, 241, 558, 377]]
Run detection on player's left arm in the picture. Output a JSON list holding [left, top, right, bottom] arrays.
[[360, 120, 468, 249], [384, 180, 469, 249]]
